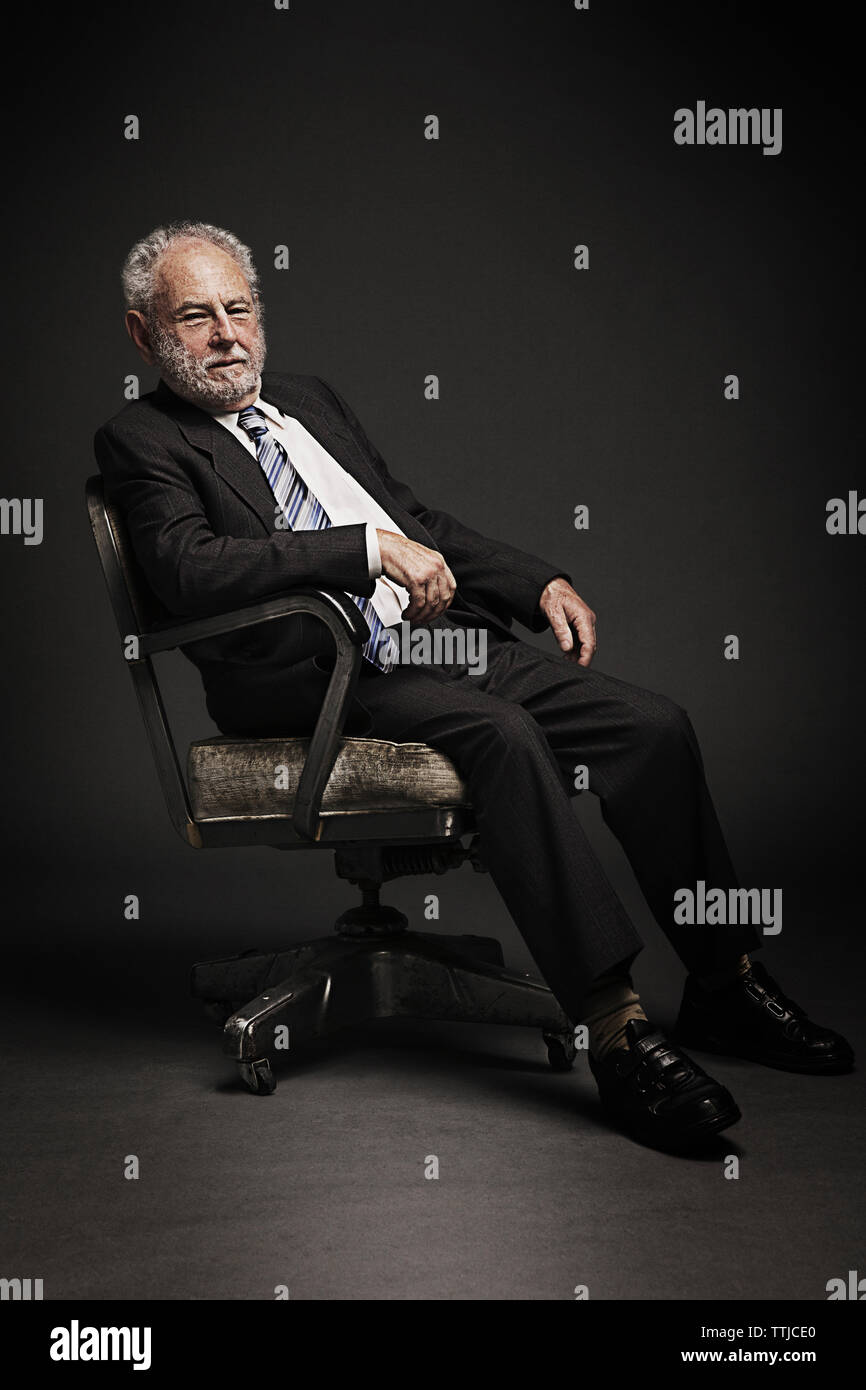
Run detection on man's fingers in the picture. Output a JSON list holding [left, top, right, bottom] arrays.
[[550, 601, 597, 666], [403, 587, 430, 621], [435, 565, 457, 615], [403, 579, 438, 623], [441, 564, 457, 608], [420, 576, 441, 621], [573, 610, 597, 667], [539, 582, 598, 666], [548, 603, 574, 652], [400, 561, 457, 623]]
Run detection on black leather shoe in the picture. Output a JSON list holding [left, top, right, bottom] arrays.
[[588, 1019, 741, 1148], [675, 961, 855, 1074]]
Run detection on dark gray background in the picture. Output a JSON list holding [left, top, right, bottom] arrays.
[[1, 0, 863, 1301]]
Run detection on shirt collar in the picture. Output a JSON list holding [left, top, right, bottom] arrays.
[[213, 395, 285, 430]]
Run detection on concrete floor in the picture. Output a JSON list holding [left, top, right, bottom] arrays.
[[1, 933, 861, 1302]]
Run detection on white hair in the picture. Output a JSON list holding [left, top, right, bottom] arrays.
[[121, 221, 261, 316]]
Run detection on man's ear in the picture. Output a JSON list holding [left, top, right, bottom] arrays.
[[125, 309, 157, 365]]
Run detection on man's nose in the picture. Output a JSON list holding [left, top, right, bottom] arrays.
[[210, 311, 236, 345]]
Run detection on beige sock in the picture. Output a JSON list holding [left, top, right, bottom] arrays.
[[581, 966, 648, 1061]]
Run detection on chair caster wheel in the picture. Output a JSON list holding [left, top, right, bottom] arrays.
[[544, 1030, 577, 1071], [239, 1058, 276, 1095]]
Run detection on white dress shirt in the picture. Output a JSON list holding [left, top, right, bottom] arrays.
[[212, 395, 410, 628]]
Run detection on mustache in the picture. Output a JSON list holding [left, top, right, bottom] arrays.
[[201, 348, 252, 367]]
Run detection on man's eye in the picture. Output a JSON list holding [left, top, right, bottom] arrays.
[[181, 315, 207, 324], [230, 308, 250, 316]]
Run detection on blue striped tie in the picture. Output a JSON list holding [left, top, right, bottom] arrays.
[[237, 407, 397, 672]]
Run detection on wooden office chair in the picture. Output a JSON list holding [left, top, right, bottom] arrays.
[[86, 476, 574, 1093]]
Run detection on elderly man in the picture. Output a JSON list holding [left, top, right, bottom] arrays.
[[95, 221, 853, 1150]]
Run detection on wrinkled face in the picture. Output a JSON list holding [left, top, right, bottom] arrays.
[[139, 238, 266, 410]]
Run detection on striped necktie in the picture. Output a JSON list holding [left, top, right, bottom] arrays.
[[237, 406, 397, 672]]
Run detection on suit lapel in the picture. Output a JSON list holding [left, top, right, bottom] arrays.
[[153, 378, 278, 533], [153, 373, 431, 543]]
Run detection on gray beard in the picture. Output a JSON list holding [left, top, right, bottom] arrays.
[[148, 318, 267, 410]]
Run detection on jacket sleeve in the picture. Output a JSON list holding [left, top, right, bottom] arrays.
[[316, 378, 571, 632], [93, 414, 374, 621]]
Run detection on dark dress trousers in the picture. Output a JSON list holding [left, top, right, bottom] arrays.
[[94, 372, 759, 1020]]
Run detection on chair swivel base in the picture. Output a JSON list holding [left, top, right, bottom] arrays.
[[192, 931, 575, 1094]]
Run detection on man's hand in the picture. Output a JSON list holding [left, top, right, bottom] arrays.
[[539, 577, 597, 667], [376, 530, 457, 624]]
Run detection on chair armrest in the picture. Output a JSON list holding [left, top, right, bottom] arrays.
[[141, 588, 369, 843], [140, 588, 369, 655]]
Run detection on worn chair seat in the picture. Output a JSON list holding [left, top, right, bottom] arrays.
[[187, 736, 470, 822]]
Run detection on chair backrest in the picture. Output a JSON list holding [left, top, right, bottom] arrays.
[[86, 475, 170, 639], [86, 474, 198, 845]]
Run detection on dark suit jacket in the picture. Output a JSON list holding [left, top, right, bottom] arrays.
[[94, 372, 567, 735]]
